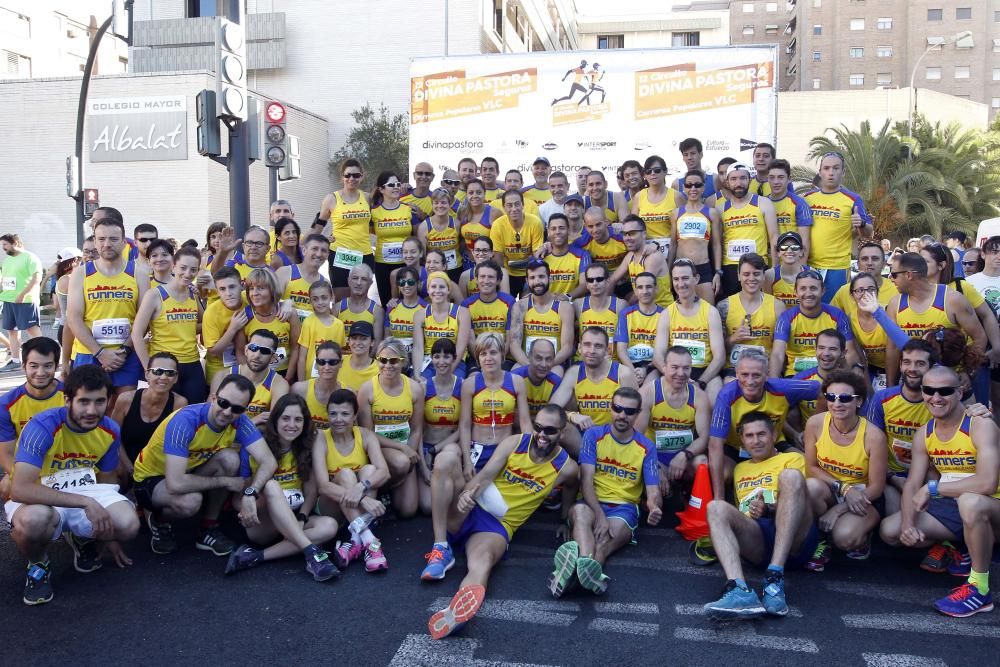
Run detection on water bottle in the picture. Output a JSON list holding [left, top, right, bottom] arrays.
[[349, 512, 375, 537]]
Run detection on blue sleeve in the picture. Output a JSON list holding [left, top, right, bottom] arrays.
[[233, 415, 261, 448], [852, 197, 873, 227], [162, 410, 198, 458], [774, 379, 821, 404], [571, 230, 592, 249], [641, 443, 659, 485], [238, 447, 252, 478], [873, 306, 911, 349], [774, 310, 791, 342], [833, 309, 854, 341], [579, 429, 598, 466], [0, 396, 15, 442], [578, 250, 591, 274], [96, 419, 122, 473], [794, 196, 813, 227], [709, 384, 735, 439], [614, 310, 628, 344], [868, 393, 886, 430], [410, 211, 421, 226], [13, 418, 55, 467]]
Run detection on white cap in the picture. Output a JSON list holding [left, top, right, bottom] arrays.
[[58, 247, 83, 260], [726, 162, 751, 176]]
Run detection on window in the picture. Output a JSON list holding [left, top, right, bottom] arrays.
[[2, 49, 31, 78], [877, 17, 892, 30], [813, 25, 822, 35], [812, 78, 821, 89], [849, 74, 864, 87], [743, 3, 754, 12], [926, 67, 941, 80], [743, 25, 755, 35], [672, 32, 700, 47], [188, 0, 239, 19], [0, 8, 30, 39], [597, 34, 624, 49], [766, 2, 778, 11], [928, 9, 942, 21], [995, 11, 1000, 22], [993, 98, 1000, 109], [877, 73, 892, 86], [955, 66, 970, 80], [849, 47, 864, 58], [765, 24, 779, 35], [956, 8, 972, 20], [993, 68, 1000, 81], [850, 19, 864, 31], [877, 46, 892, 58], [813, 51, 821, 61]]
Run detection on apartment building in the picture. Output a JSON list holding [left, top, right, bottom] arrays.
[[576, 1, 731, 50]]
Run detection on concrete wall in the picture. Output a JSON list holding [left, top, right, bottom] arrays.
[[1, 71, 331, 265]]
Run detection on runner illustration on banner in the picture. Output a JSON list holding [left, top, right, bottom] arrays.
[[552, 60, 590, 106], [578, 63, 606, 106]]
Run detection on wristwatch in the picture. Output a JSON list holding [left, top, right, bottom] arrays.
[[243, 487, 258, 499], [928, 479, 940, 498], [682, 449, 695, 461], [361, 479, 372, 491]]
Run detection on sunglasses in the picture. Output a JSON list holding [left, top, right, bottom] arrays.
[[533, 423, 561, 436], [441, 179, 460, 186], [377, 356, 404, 365], [611, 403, 640, 416], [644, 167, 664, 175], [824, 392, 859, 404], [779, 244, 802, 252], [315, 358, 341, 366], [397, 278, 417, 286], [147, 367, 178, 377], [586, 276, 606, 283], [797, 269, 822, 281], [889, 270, 911, 279], [962, 260, 977, 267], [343, 172, 363, 179], [384, 181, 402, 188], [216, 396, 248, 414], [247, 343, 274, 356], [136, 237, 156, 243], [921, 385, 959, 397], [415, 171, 434, 177], [684, 182, 704, 188]]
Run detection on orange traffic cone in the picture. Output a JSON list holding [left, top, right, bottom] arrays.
[[675, 463, 712, 541]]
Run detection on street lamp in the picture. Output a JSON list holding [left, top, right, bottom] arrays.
[[908, 30, 974, 154]]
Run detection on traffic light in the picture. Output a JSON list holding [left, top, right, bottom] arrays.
[[196, 89, 222, 156], [215, 17, 247, 121], [264, 101, 287, 169], [279, 135, 301, 181]]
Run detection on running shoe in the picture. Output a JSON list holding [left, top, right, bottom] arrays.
[[304, 546, 339, 582], [23, 561, 53, 606], [224, 544, 264, 575], [195, 525, 236, 556], [921, 542, 958, 573], [946, 551, 973, 577], [146, 512, 178, 555], [805, 539, 831, 572], [334, 540, 363, 569], [576, 556, 609, 595], [846, 535, 872, 561], [0, 359, 22, 373], [421, 544, 455, 581], [762, 571, 788, 617], [688, 536, 718, 566], [548, 540, 579, 599], [703, 580, 766, 620], [364, 539, 388, 572], [64, 532, 102, 573], [934, 583, 994, 618], [428, 584, 486, 640]]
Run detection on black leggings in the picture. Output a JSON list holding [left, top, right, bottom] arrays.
[[374, 261, 400, 307]]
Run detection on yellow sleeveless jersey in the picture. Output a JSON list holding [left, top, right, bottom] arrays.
[[578, 295, 620, 361], [424, 375, 461, 427], [584, 194, 621, 224], [647, 381, 697, 461], [371, 376, 413, 443], [386, 299, 427, 355], [463, 293, 514, 339], [770, 264, 801, 310], [72, 259, 141, 357], [299, 315, 346, 379], [733, 452, 806, 513], [494, 434, 570, 538], [815, 413, 871, 485], [720, 195, 768, 267], [511, 366, 560, 418], [868, 386, 930, 473], [401, 191, 433, 218], [339, 358, 378, 393], [802, 187, 870, 270], [634, 188, 673, 243], [472, 372, 518, 429], [235, 367, 276, 420], [850, 309, 887, 369], [614, 304, 663, 365], [574, 231, 627, 273], [14, 407, 119, 486], [243, 306, 291, 373], [323, 426, 368, 473], [627, 253, 673, 307], [521, 185, 553, 208], [676, 205, 713, 243], [422, 303, 461, 354], [774, 304, 852, 376], [924, 415, 1000, 498], [667, 299, 714, 369], [545, 247, 590, 295], [461, 205, 497, 253], [424, 217, 461, 270], [281, 265, 314, 319], [372, 204, 414, 265], [202, 299, 241, 382], [574, 362, 623, 426], [335, 298, 377, 337], [149, 286, 199, 363], [246, 448, 303, 502], [748, 179, 773, 197], [723, 293, 778, 368], [305, 379, 330, 429], [329, 191, 372, 260], [896, 284, 953, 339], [522, 296, 564, 355]]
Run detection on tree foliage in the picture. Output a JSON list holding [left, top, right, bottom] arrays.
[[793, 116, 1000, 241], [331, 104, 409, 191]]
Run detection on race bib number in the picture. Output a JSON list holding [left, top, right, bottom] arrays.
[[381, 242, 403, 264], [629, 344, 653, 363], [891, 439, 913, 467], [92, 318, 131, 346], [678, 217, 708, 240], [295, 308, 312, 321], [469, 442, 484, 466], [940, 472, 974, 484], [872, 373, 888, 393], [222, 345, 238, 368], [283, 488, 305, 510], [793, 356, 818, 372], [443, 249, 459, 270], [677, 339, 707, 366], [525, 335, 558, 355], [398, 336, 414, 353], [738, 488, 775, 515], [269, 346, 288, 371], [43, 467, 98, 491], [726, 239, 756, 262], [333, 247, 364, 270], [1, 277, 16, 291], [476, 481, 509, 518], [655, 429, 693, 453], [650, 237, 671, 256], [729, 344, 765, 366], [375, 422, 410, 444]]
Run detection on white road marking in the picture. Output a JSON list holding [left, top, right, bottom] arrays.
[[587, 617, 659, 636], [825, 581, 932, 606], [674, 625, 819, 653], [389, 634, 558, 667], [613, 557, 720, 577], [863, 653, 948, 667], [674, 603, 803, 619], [428, 598, 580, 627], [594, 602, 660, 615], [842, 613, 1000, 638]]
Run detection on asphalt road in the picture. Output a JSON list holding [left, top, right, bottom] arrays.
[[2, 491, 996, 667]]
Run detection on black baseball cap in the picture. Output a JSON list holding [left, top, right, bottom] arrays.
[[776, 231, 803, 247], [564, 193, 585, 206], [533, 156, 551, 166], [348, 321, 374, 338]]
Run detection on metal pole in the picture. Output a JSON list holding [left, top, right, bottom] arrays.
[[228, 120, 251, 236], [444, 0, 449, 56], [268, 167, 279, 209]]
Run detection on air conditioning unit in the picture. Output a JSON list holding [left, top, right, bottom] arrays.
[[66, 28, 78, 38]]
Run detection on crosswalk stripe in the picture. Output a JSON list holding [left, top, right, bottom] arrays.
[[843, 613, 1000, 638]]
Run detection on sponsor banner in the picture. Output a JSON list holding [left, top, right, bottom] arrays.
[[410, 47, 777, 184], [88, 95, 188, 162]]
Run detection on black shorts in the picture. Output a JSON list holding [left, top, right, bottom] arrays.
[[754, 518, 820, 570], [690, 366, 705, 381], [328, 254, 376, 290], [614, 280, 633, 299], [134, 476, 166, 511], [695, 262, 714, 284], [723, 446, 744, 463], [991, 366, 1000, 382]]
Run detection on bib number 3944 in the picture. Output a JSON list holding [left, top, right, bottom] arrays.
[[333, 248, 364, 270]]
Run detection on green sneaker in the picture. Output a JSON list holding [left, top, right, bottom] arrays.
[[688, 536, 718, 566], [548, 541, 579, 599], [576, 556, 609, 595]]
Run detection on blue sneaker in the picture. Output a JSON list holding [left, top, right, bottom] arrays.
[[762, 571, 788, 617], [421, 543, 455, 581], [934, 583, 994, 618], [946, 551, 972, 577], [704, 580, 766, 620]]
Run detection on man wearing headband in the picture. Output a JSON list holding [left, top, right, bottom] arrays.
[[717, 163, 778, 298]]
